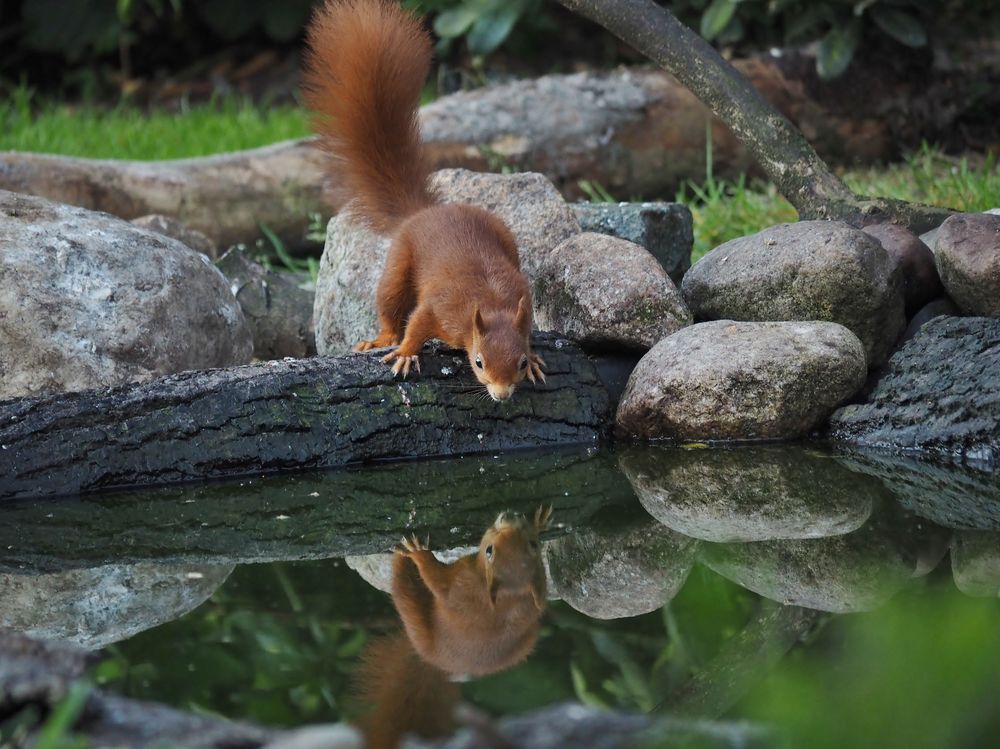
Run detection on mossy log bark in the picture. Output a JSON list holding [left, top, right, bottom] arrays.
[[0, 334, 610, 502], [556, 0, 953, 233]]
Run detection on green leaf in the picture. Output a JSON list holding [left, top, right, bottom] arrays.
[[466, 4, 521, 55], [870, 7, 927, 47], [817, 20, 860, 80], [700, 0, 737, 41], [433, 6, 479, 39]]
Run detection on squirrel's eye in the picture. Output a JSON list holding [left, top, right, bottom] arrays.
[[485, 544, 494, 560], [519, 355, 528, 370], [475, 355, 484, 370]]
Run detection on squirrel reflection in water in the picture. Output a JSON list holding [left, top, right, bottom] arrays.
[[353, 507, 553, 749]]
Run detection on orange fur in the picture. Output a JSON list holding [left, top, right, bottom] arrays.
[[304, 0, 545, 398], [392, 509, 551, 677]]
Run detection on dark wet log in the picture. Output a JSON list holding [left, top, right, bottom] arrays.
[[0, 449, 635, 574], [0, 334, 610, 502]]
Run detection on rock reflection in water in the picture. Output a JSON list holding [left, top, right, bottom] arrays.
[[544, 513, 698, 619], [620, 445, 880, 543], [700, 504, 951, 613], [836, 449, 1000, 531], [353, 508, 551, 749], [951, 531, 1000, 598], [0, 562, 233, 649]]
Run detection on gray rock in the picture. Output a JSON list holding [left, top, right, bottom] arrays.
[[262, 725, 362, 749], [829, 316, 1000, 465], [346, 547, 477, 595], [861, 222, 942, 315], [701, 507, 948, 613], [681, 220, 905, 366], [314, 170, 578, 355], [313, 212, 390, 355], [534, 233, 691, 351], [216, 246, 316, 359], [0, 562, 233, 649], [619, 445, 876, 542], [572, 202, 693, 283], [0, 191, 253, 399], [544, 517, 698, 619], [934, 212, 1000, 316], [835, 449, 1000, 531], [616, 320, 867, 441], [951, 531, 1000, 598], [899, 297, 961, 345], [130, 213, 219, 258]]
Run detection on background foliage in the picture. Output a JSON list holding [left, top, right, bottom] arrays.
[[5, 0, 997, 96]]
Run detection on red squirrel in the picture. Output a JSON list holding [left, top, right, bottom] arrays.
[[304, 0, 545, 401], [352, 507, 552, 749]]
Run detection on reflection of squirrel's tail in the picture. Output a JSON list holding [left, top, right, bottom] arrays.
[[303, 0, 434, 233], [353, 632, 459, 749]]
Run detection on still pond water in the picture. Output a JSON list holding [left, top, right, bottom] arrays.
[[2, 444, 999, 748]]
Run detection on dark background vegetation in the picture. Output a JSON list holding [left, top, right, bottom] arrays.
[[3, 0, 998, 101]]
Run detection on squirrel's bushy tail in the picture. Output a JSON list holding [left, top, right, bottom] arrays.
[[352, 632, 458, 749], [304, 0, 434, 232]]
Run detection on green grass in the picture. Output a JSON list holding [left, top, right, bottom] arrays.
[[679, 147, 999, 261], [4, 86, 998, 262], [0, 87, 310, 160]]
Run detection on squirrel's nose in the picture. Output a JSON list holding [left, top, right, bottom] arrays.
[[488, 384, 515, 401]]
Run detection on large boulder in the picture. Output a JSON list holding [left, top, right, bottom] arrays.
[[681, 220, 905, 366], [533, 233, 691, 351], [700, 507, 949, 613], [616, 320, 867, 441], [572, 201, 693, 284], [829, 316, 1000, 465], [0, 191, 253, 399], [545, 516, 698, 619], [314, 169, 579, 355], [619, 445, 878, 542], [934, 212, 1000, 316]]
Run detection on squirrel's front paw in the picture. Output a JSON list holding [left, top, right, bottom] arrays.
[[396, 533, 431, 556], [534, 504, 554, 532], [383, 350, 421, 378], [526, 352, 547, 384], [355, 335, 400, 352]]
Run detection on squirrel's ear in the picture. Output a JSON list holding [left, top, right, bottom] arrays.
[[474, 307, 486, 336], [514, 295, 530, 334]]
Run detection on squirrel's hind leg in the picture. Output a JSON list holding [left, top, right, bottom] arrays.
[[355, 237, 417, 352]]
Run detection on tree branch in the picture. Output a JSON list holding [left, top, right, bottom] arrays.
[[557, 0, 952, 232]]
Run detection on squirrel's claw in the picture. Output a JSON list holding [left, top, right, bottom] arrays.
[[396, 533, 430, 555], [355, 336, 400, 352], [526, 352, 547, 384], [534, 504, 554, 531], [383, 351, 421, 378]]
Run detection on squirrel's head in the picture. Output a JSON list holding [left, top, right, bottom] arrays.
[[478, 507, 552, 610], [469, 297, 532, 401]]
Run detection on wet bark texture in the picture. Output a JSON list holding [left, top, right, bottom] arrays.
[[0, 334, 610, 501], [555, 0, 953, 233]]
